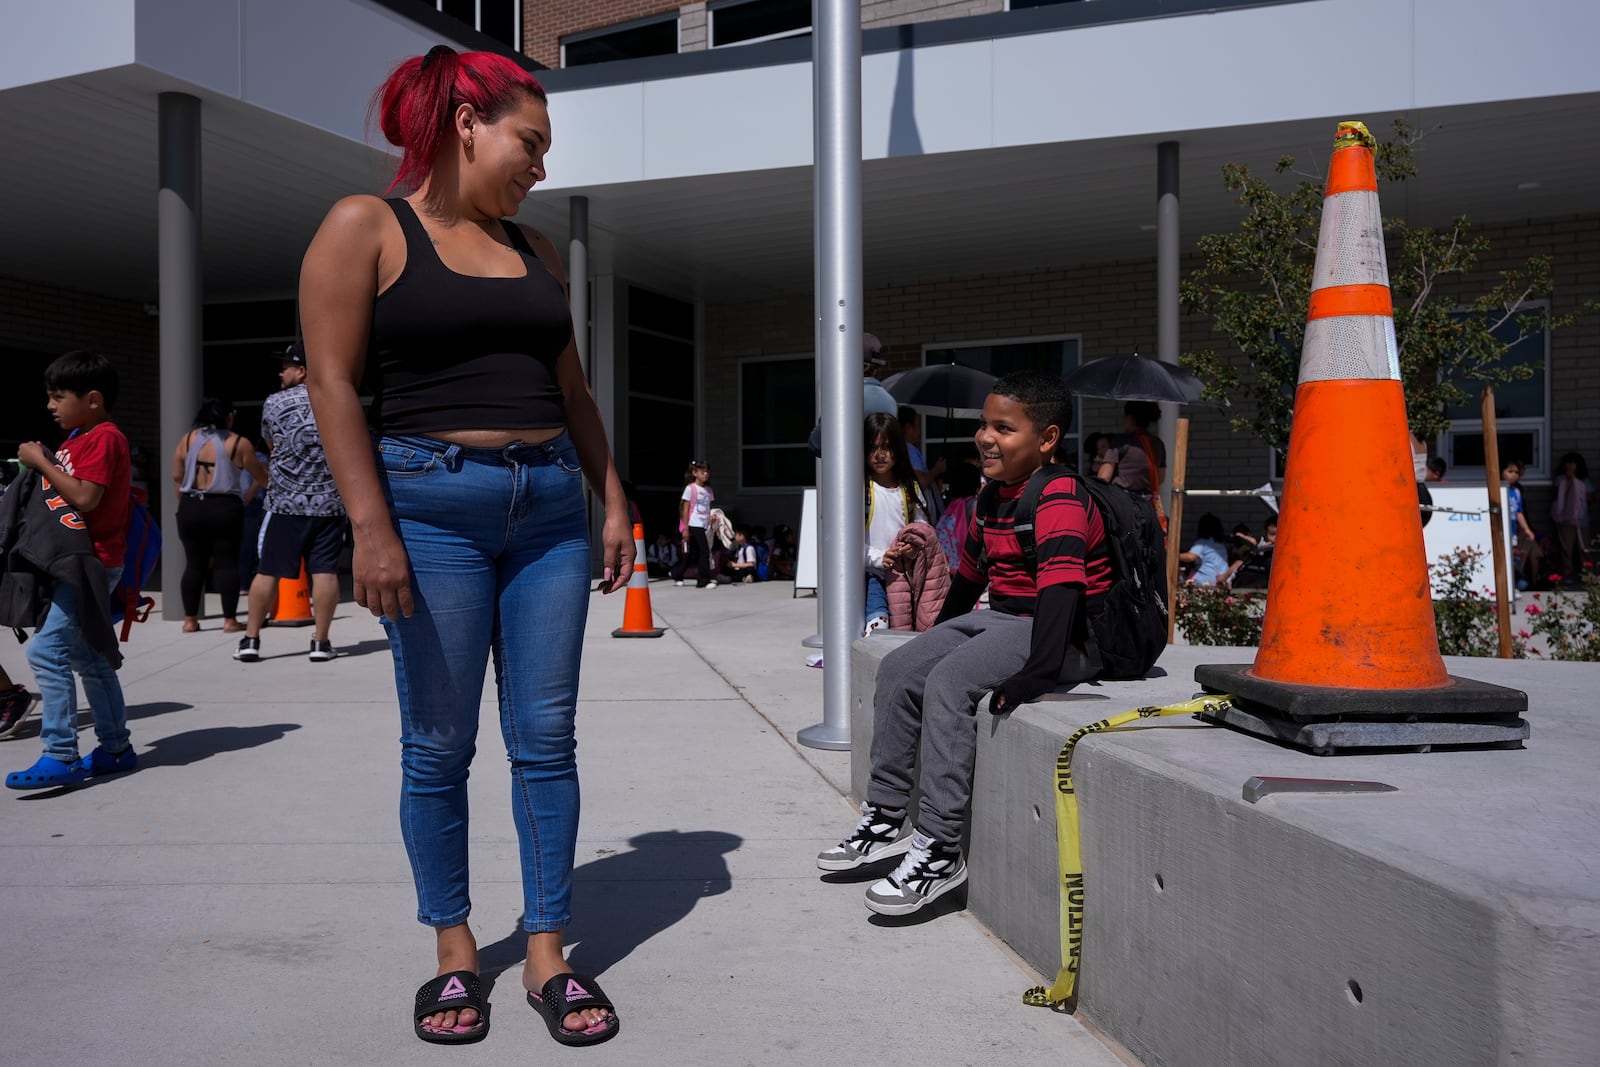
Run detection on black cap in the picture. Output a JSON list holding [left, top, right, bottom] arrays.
[[279, 343, 306, 367]]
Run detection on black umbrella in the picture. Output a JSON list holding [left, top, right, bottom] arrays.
[[1064, 353, 1222, 406], [881, 363, 997, 419]]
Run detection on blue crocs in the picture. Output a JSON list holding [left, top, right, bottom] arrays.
[[6, 755, 90, 791], [83, 747, 138, 778]]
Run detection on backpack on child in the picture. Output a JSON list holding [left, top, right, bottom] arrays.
[[109, 487, 161, 641], [976, 465, 1167, 679]]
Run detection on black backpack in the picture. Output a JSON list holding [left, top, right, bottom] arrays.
[[976, 465, 1167, 680]]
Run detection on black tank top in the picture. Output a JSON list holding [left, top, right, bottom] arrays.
[[369, 198, 571, 435]]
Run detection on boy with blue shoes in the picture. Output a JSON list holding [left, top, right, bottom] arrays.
[[5, 351, 136, 790], [819, 371, 1109, 916]]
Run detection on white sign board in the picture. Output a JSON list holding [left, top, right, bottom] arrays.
[[1421, 486, 1515, 598], [795, 487, 819, 592]]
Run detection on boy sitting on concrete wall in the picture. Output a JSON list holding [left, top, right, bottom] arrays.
[[818, 371, 1109, 916]]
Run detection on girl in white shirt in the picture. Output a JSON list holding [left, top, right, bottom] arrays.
[[670, 461, 716, 588], [864, 412, 928, 633]]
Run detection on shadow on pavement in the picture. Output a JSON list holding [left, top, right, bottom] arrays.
[[332, 638, 391, 659], [140, 722, 303, 768], [477, 829, 743, 986]]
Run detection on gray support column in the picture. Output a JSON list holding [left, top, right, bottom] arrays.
[[1156, 140, 1180, 511], [803, 10, 825, 651], [798, 0, 863, 752], [158, 93, 203, 621], [591, 274, 618, 573], [569, 196, 590, 376]]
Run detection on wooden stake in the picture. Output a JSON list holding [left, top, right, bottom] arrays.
[[1167, 417, 1190, 644], [1479, 387, 1513, 658]]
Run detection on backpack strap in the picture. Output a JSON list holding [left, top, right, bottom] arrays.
[[1010, 465, 1064, 574]]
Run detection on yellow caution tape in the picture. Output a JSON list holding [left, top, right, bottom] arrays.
[[1023, 694, 1235, 1009], [1334, 120, 1374, 149]]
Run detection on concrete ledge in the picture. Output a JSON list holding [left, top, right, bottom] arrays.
[[849, 638, 1600, 1066]]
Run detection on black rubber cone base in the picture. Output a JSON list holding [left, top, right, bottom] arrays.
[[612, 627, 665, 638], [1194, 663, 1530, 756]]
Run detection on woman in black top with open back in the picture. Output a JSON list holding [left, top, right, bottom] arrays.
[[299, 47, 629, 1047]]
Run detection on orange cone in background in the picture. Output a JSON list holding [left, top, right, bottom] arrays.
[[1195, 121, 1526, 754], [612, 524, 665, 638], [269, 562, 314, 627]]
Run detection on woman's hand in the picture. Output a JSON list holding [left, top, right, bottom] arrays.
[[600, 512, 636, 594], [353, 524, 414, 620]]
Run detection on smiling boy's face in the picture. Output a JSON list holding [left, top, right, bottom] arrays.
[[974, 393, 1059, 485]]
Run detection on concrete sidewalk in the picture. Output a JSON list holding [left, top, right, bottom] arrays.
[[0, 581, 1127, 1067]]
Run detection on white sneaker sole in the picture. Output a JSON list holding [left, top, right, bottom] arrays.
[[817, 833, 914, 872], [233, 651, 260, 662], [864, 863, 969, 916], [309, 652, 336, 661]]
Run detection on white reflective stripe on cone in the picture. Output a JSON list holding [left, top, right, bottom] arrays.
[[1312, 190, 1389, 290], [629, 536, 649, 587], [1299, 314, 1401, 383]]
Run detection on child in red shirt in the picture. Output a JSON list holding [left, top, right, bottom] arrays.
[[819, 371, 1109, 916], [6, 350, 135, 790]]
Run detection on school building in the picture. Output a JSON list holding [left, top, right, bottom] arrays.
[[2, 0, 1596, 554]]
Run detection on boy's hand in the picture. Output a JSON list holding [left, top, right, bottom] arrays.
[[16, 442, 53, 473]]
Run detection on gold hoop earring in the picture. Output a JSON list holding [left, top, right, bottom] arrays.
[[466, 137, 474, 150]]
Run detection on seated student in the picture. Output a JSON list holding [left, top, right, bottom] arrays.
[[646, 532, 680, 578], [726, 526, 760, 583], [769, 524, 798, 580], [818, 371, 1108, 917], [1425, 456, 1448, 483], [1180, 513, 1231, 585]]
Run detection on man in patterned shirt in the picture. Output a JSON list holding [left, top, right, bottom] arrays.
[[235, 343, 347, 662]]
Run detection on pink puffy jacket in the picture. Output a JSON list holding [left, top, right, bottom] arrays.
[[885, 522, 951, 632]]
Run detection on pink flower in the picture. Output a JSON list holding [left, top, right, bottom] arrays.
[[1518, 630, 1531, 639], [1524, 604, 1543, 616], [1549, 574, 1563, 583], [1224, 597, 1237, 605]]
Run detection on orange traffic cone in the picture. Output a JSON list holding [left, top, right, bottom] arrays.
[[1196, 121, 1526, 754], [612, 524, 665, 638], [269, 562, 314, 627]]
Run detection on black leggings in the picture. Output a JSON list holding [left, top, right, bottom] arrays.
[[176, 493, 245, 618], [670, 527, 713, 587]]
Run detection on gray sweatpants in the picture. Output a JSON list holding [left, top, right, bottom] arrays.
[[866, 611, 1037, 846]]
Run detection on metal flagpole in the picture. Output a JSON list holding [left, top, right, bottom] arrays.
[[798, 0, 863, 751]]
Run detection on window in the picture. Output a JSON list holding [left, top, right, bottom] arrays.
[[436, 0, 521, 51], [709, 0, 811, 48], [1439, 306, 1550, 481], [919, 337, 1082, 470], [740, 355, 816, 490], [563, 15, 678, 67], [626, 286, 697, 534], [202, 298, 301, 446]]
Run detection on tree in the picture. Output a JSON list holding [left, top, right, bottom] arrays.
[[1181, 118, 1592, 455]]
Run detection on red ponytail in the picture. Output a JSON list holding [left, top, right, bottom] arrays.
[[373, 46, 546, 194]]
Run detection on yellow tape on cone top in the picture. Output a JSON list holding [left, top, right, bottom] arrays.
[[1023, 695, 1235, 1009]]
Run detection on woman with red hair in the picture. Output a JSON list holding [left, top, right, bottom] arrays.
[[300, 45, 626, 1047]]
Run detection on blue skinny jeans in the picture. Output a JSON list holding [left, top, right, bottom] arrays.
[[377, 433, 591, 933]]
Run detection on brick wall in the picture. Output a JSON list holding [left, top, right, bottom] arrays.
[[0, 274, 161, 474], [525, 0, 1003, 68], [523, 0, 689, 68], [696, 215, 1600, 544], [861, 0, 1002, 30]]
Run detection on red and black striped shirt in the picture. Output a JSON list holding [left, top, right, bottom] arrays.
[[958, 470, 1111, 616]]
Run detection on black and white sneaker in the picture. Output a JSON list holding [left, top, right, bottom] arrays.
[[233, 636, 261, 662], [308, 640, 337, 662], [817, 802, 913, 871], [863, 830, 967, 916]]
